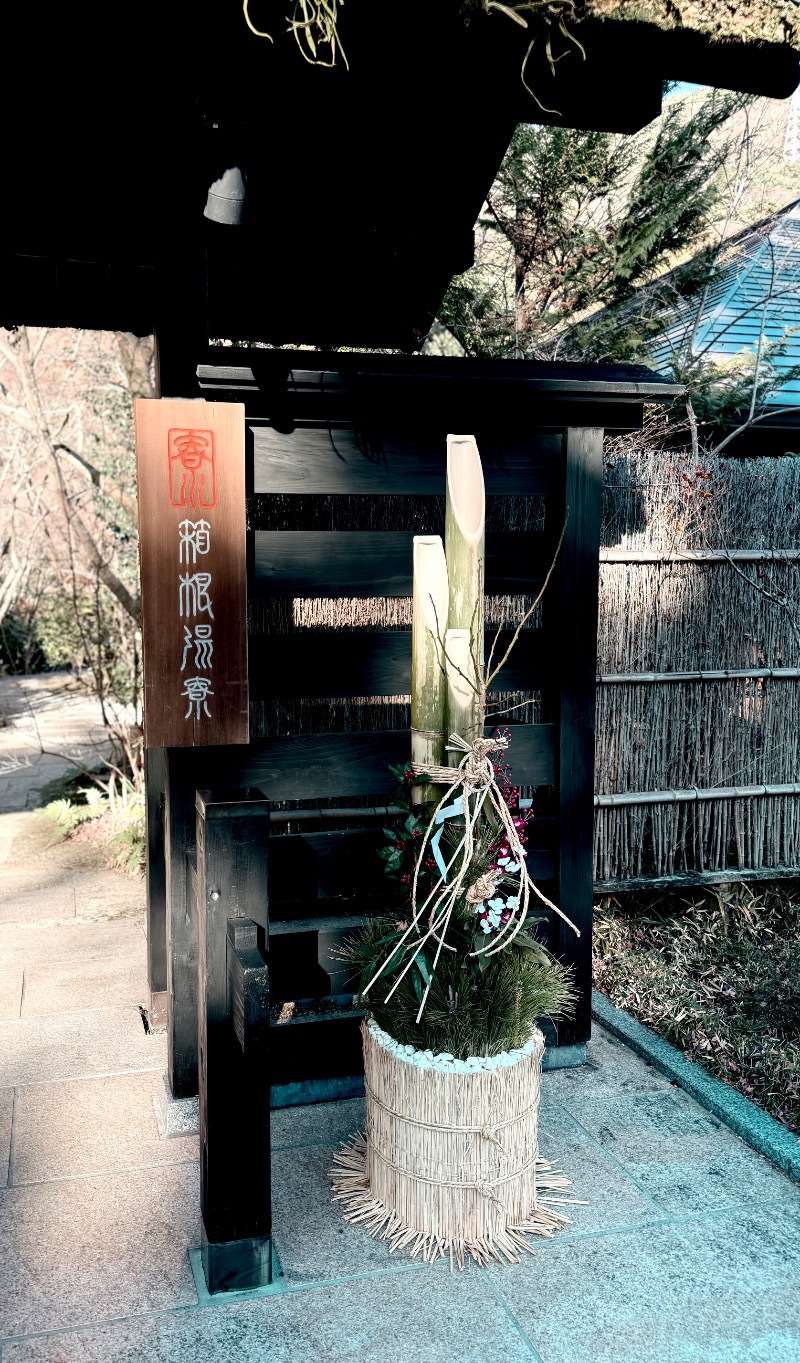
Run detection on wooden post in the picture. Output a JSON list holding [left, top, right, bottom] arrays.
[[164, 747, 204, 1098], [554, 427, 604, 1046], [145, 747, 168, 1025], [196, 788, 271, 1294]]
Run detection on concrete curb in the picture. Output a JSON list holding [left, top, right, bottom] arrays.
[[591, 988, 800, 1184]]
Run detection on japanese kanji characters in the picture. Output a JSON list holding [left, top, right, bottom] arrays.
[[182, 676, 214, 720], [173, 465, 215, 722], [179, 572, 215, 620], [181, 624, 214, 672], [179, 519, 211, 564]]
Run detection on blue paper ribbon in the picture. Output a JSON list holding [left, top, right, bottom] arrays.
[[430, 795, 463, 883]]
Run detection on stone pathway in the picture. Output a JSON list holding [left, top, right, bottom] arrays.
[[0, 809, 798, 1361], [0, 673, 110, 814]]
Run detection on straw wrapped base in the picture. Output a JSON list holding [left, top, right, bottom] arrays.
[[329, 1021, 583, 1268]]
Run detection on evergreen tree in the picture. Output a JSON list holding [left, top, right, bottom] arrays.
[[438, 90, 744, 363]]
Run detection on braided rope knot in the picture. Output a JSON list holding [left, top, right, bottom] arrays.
[[466, 870, 499, 906], [479, 1123, 507, 1154], [476, 1180, 512, 1213], [461, 735, 505, 788]]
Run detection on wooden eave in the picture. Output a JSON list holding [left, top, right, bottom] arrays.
[[197, 349, 683, 431], [1, 3, 797, 348]]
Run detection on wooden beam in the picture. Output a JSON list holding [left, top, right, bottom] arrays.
[[250, 425, 561, 497], [237, 726, 554, 802], [253, 531, 550, 599], [248, 630, 546, 699], [268, 821, 556, 908]]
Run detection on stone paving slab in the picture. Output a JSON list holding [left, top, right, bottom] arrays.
[[485, 1198, 800, 1363], [271, 1097, 366, 1151], [535, 1103, 665, 1235], [0, 920, 148, 1017], [271, 1142, 403, 1284], [0, 815, 126, 909], [540, 1025, 674, 1107], [10, 1073, 198, 1185], [0, 886, 76, 926], [0, 1164, 200, 1339], [573, 1088, 798, 1216], [0, 1008, 165, 1088], [71, 873, 145, 925], [593, 989, 800, 1184], [0, 1088, 13, 1185], [0, 965, 23, 1021], [0, 1269, 537, 1363]]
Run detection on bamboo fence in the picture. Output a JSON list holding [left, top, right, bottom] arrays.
[[595, 446, 800, 884]]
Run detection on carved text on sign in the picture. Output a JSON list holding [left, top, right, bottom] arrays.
[[182, 676, 215, 720], [179, 572, 215, 620], [179, 518, 211, 563], [181, 624, 214, 672], [136, 397, 247, 748], [169, 429, 217, 510]]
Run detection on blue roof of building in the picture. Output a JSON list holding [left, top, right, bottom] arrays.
[[652, 201, 800, 410]]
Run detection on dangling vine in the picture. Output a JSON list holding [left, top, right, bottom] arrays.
[[241, 0, 586, 106]]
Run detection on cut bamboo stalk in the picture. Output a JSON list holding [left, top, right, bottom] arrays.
[[445, 434, 485, 745], [445, 628, 480, 761], [411, 536, 449, 804]]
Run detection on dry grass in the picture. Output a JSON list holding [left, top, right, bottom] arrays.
[[593, 879, 800, 1132]]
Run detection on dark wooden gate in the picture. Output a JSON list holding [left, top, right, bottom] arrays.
[[147, 348, 677, 1107]]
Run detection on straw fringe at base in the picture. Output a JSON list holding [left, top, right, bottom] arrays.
[[329, 1131, 586, 1269]]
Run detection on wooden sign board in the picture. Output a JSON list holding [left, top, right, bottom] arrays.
[[135, 399, 249, 748]]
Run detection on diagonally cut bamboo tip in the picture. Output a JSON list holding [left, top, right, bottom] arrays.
[[447, 435, 485, 541], [445, 627, 477, 705], [413, 535, 448, 630]]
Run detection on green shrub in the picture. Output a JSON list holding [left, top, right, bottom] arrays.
[[338, 913, 576, 1060]]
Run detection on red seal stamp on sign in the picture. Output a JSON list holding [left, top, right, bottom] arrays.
[[168, 429, 217, 510]]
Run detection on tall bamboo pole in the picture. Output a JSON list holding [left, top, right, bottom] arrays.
[[411, 535, 449, 805], [445, 435, 485, 747], [445, 628, 480, 764]]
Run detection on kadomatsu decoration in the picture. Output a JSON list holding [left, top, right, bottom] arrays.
[[330, 434, 585, 1268]]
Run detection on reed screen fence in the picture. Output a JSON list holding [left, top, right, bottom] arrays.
[[594, 446, 800, 886]]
